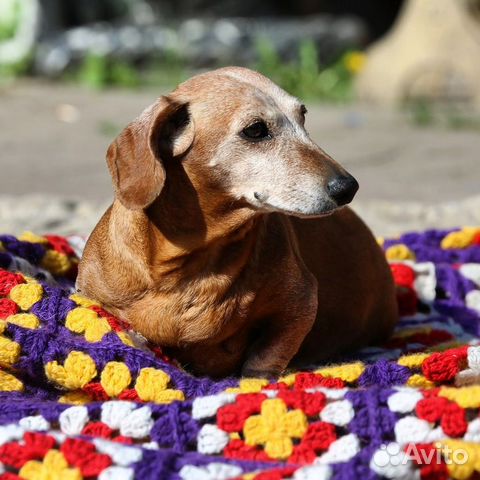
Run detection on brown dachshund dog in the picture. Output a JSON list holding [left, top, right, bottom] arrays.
[[77, 67, 398, 378]]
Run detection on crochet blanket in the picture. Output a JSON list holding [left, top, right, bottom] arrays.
[[1, 228, 480, 480]]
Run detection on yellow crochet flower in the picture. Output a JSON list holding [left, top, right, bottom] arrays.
[[117, 331, 135, 347], [45, 351, 97, 390], [69, 293, 100, 308], [385, 244, 416, 261], [41, 250, 72, 276], [407, 374, 435, 389], [22, 275, 39, 285], [101, 361, 132, 397], [65, 307, 111, 343], [0, 336, 21, 366], [243, 398, 308, 459], [59, 390, 92, 405], [398, 353, 431, 369], [227, 378, 269, 394], [441, 227, 480, 250], [135, 367, 185, 404], [277, 374, 296, 387], [437, 440, 480, 480], [19, 450, 81, 480], [439, 385, 480, 409], [316, 362, 365, 383], [9, 283, 43, 310], [7, 313, 40, 329], [0, 370, 23, 392], [18, 231, 48, 244]]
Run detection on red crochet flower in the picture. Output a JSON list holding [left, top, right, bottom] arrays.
[[391, 264, 416, 288], [416, 396, 468, 437], [80, 420, 133, 445], [81, 421, 114, 439], [224, 439, 271, 462], [0, 473, 22, 480], [422, 347, 468, 383], [473, 232, 480, 246], [119, 389, 141, 401], [416, 396, 449, 422], [264, 382, 290, 391], [294, 372, 345, 390], [83, 382, 110, 402], [404, 443, 449, 480], [278, 390, 327, 417], [0, 432, 56, 469], [289, 443, 317, 465], [0, 299, 18, 319], [218, 393, 267, 432], [302, 422, 337, 450], [44, 235, 75, 256], [112, 436, 134, 445], [440, 403, 468, 437], [0, 271, 24, 297], [89, 306, 129, 332], [420, 462, 449, 480], [288, 422, 337, 464], [61, 438, 112, 477]]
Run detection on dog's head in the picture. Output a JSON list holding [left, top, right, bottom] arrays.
[[107, 66, 358, 217]]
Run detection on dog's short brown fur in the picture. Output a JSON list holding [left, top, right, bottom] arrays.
[[77, 67, 398, 378]]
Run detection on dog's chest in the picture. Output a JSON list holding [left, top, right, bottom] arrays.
[[154, 274, 256, 344]]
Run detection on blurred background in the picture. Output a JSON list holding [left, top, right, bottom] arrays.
[[1, 0, 480, 236]]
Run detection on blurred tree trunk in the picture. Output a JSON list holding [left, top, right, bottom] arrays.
[[356, 0, 480, 107]]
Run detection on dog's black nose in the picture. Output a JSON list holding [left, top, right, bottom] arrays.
[[327, 175, 359, 206]]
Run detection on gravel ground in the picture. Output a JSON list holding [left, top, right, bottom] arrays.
[[2, 194, 480, 238], [1, 80, 480, 237]]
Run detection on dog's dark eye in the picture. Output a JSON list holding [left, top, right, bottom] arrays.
[[241, 121, 270, 141]]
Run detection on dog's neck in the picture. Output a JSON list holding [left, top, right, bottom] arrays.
[[109, 198, 263, 289]]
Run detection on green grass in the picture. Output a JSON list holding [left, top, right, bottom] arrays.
[[67, 49, 190, 90], [0, 53, 31, 84], [254, 38, 355, 102], [0, 0, 20, 42], [75, 53, 140, 89], [406, 100, 480, 130], [0, 0, 31, 82], [142, 50, 189, 88], [66, 39, 356, 103]]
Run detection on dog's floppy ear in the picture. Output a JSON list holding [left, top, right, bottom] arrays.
[[107, 96, 195, 210]]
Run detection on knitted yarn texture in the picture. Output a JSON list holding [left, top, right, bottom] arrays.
[[0, 227, 480, 479]]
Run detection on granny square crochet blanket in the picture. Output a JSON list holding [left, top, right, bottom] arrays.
[[1, 228, 480, 480]]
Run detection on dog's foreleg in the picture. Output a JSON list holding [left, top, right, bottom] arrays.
[[241, 314, 316, 378]]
